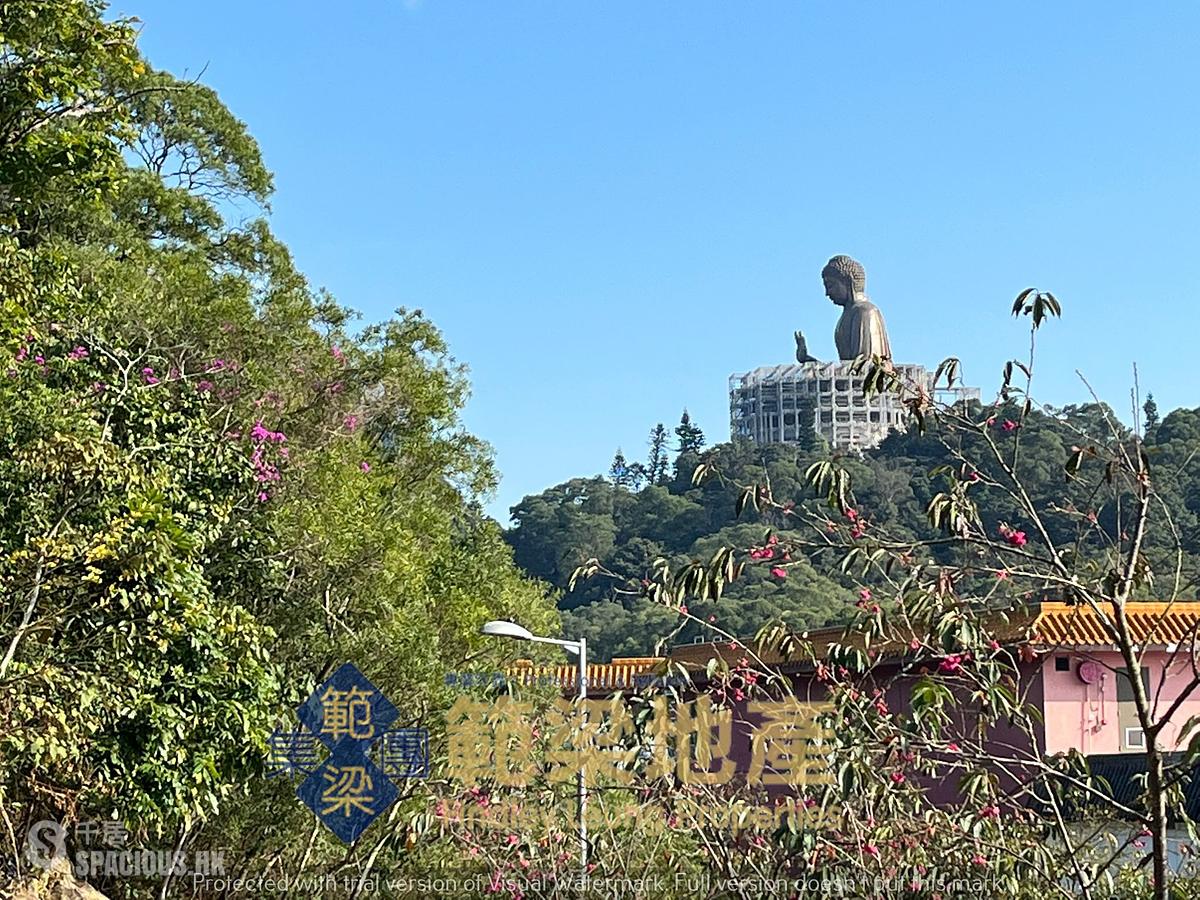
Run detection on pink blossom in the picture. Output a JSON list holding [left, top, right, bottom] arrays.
[[996, 569, 1009, 579], [850, 526, 865, 539], [678, 604, 688, 616], [909, 638, 920, 651], [981, 804, 1000, 819], [947, 742, 960, 752], [256, 491, 269, 502], [971, 854, 988, 867], [707, 614, 716, 623], [196, 380, 214, 392], [845, 508, 858, 521], [1002, 419, 1019, 432], [91, 382, 106, 393], [1006, 530, 1027, 548], [344, 414, 359, 430], [939, 654, 964, 674], [34, 355, 45, 366], [331, 345, 346, 363], [209, 358, 228, 371], [251, 421, 287, 443], [967, 471, 980, 482], [863, 844, 880, 859], [770, 566, 787, 579], [67, 346, 89, 360], [859, 588, 872, 601], [14, 346, 27, 362], [506, 834, 518, 846], [988, 639, 1001, 651], [360, 461, 371, 473], [890, 771, 905, 784]]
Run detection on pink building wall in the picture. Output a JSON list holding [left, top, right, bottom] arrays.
[[1040, 650, 1200, 755]]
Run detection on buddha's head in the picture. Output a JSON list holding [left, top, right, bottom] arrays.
[[822, 255, 866, 307]]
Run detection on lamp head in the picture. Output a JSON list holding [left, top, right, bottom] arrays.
[[481, 620, 535, 641]]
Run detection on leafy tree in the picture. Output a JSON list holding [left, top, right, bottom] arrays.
[[0, 3, 560, 891]]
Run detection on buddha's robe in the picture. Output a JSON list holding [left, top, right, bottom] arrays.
[[835, 300, 891, 360]]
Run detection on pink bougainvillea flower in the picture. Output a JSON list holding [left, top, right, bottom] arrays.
[[767, 534, 778, 545], [360, 461, 371, 473], [770, 566, 787, 579], [678, 604, 688, 616], [890, 771, 905, 784], [909, 638, 920, 651], [859, 588, 872, 601], [947, 742, 960, 752], [850, 526, 865, 539], [863, 844, 880, 859], [506, 834, 518, 846], [67, 346, 89, 360], [34, 355, 45, 366], [256, 491, 269, 502], [986, 416, 996, 426], [1006, 530, 1028, 547], [331, 345, 346, 363], [967, 470, 980, 482], [996, 569, 1009, 579], [209, 358, 228, 371], [971, 854, 988, 867], [14, 346, 28, 362], [1002, 419, 1019, 432], [845, 508, 858, 521], [196, 380, 214, 392], [344, 414, 359, 430], [708, 614, 716, 623], [988, 639, 1001, 651], [981, 803, 1000, 819]]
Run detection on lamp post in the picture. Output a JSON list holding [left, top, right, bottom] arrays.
[[481, 620, 588, 869]]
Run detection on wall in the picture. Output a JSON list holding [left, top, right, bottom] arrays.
[[1040, 650, 1200, 755]]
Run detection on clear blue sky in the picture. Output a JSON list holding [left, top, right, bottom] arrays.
[[125, 1, 1200, 522]]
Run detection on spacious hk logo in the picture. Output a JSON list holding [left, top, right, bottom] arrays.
[[268, 663, 428, 842]]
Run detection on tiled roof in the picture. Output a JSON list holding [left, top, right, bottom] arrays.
[[667, 601, 1200, 672], [505, 657, 663, 693]]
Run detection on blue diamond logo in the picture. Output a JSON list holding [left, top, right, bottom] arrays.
[[296, 749, 398, 844], [296, 662, 399, 754]]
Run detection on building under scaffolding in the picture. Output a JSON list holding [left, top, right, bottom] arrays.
[[728, 361, 980, 451]]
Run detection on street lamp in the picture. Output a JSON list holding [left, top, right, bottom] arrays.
[[480, 620, 588, 868]]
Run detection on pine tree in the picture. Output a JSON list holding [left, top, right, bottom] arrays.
[[674, 409, 706, 454], [795, 397, 821, 450], [646, 423, 669, 485], [609, 448, 632, 488], [1144, 393, 1160, 432]]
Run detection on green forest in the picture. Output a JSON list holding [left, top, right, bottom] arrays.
[[505, 398, 1200, 660]]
